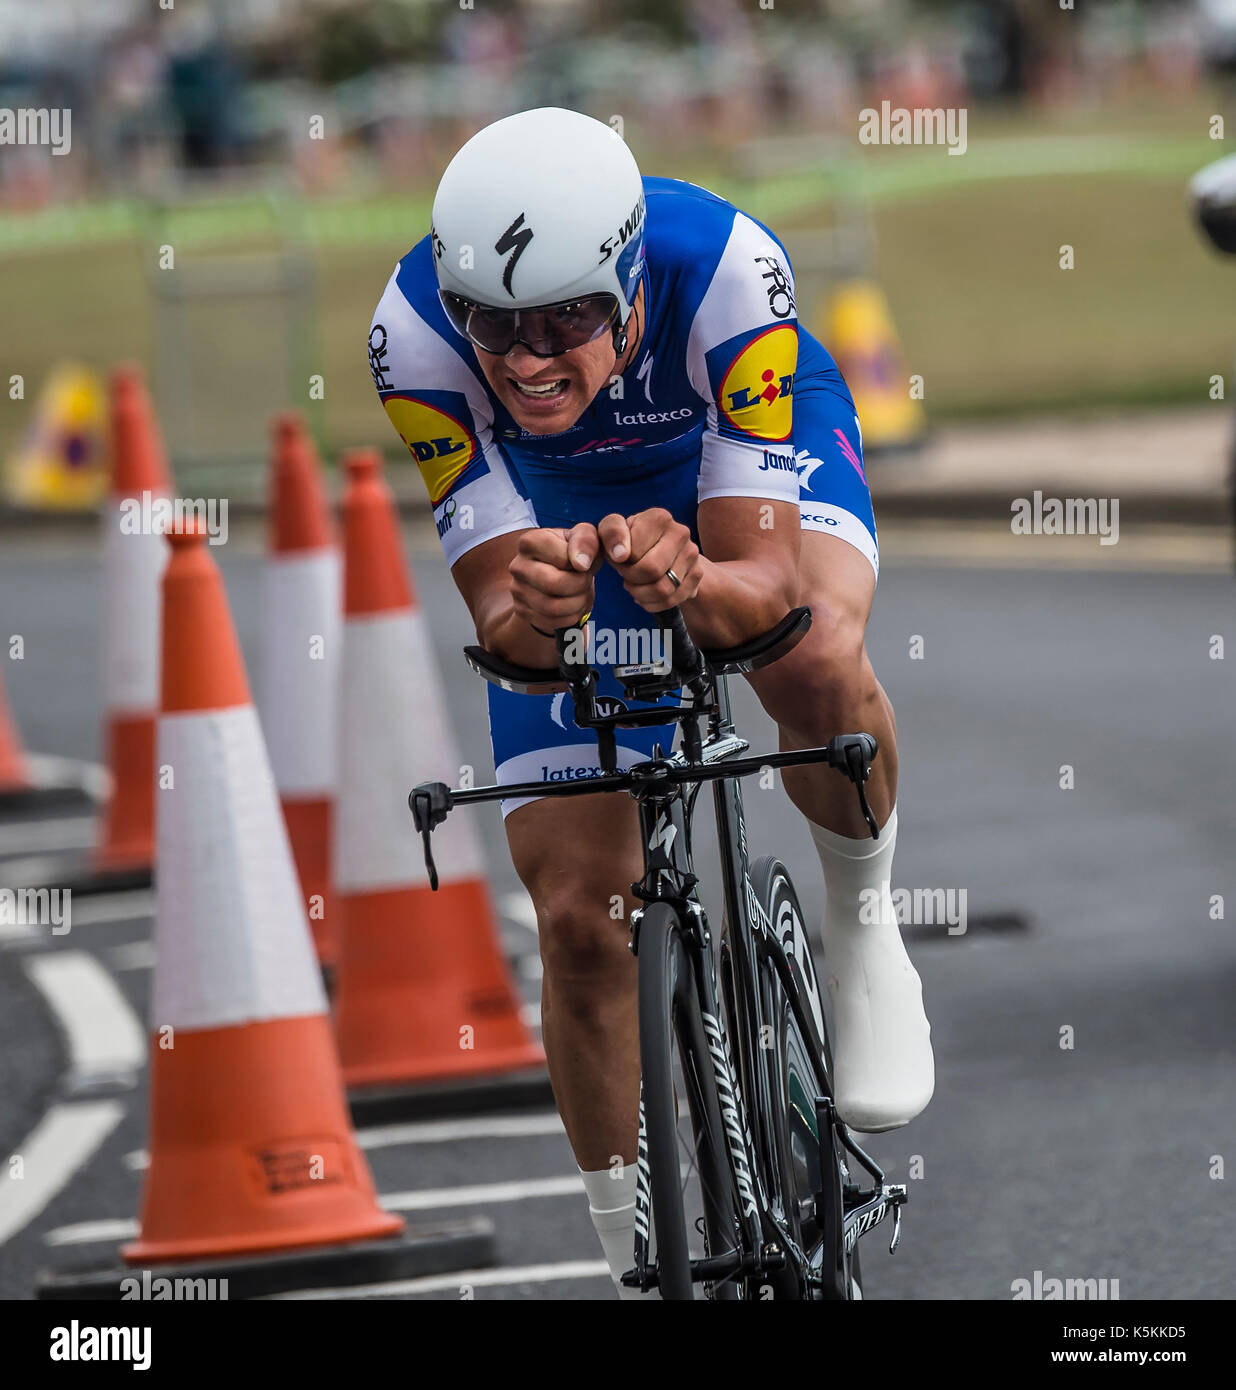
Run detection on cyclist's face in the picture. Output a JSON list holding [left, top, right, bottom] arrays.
[[473, 282, 643, 435]]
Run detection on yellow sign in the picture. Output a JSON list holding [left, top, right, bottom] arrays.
[[382, 394, 476, 505], [717, 326, 797, 442], [4, 363, 107, 511], [822, 281, 926, 452]]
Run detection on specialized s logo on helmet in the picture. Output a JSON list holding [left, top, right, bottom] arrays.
[[495, 213, 533, 296]]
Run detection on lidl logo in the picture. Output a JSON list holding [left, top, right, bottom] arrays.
[[717, 326, 796, 442], [382, 393, 477, 504]]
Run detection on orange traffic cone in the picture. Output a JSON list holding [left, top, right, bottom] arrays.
[[93, 365, 169, 877], [258, 414, 340, 968], [0, 666, 31, 793], [93, 520, 494, 1293], [332, 450, 547, 1115]]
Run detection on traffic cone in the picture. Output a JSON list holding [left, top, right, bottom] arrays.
[[92, 365, 169, 879], [0, 367, 166, 852], [258, 414, 340, 968], [0, 666, 31, 793], [332, 450, 549, 1121], [41, 519, 494, 1295], [822, 279, 928, 454]]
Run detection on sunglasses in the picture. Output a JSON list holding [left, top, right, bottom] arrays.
[[439, 290, 620, 358]]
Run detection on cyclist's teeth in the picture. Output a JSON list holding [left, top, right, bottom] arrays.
[[514, 379, 567, 396]]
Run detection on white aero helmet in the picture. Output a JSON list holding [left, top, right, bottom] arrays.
[[431, 108, 646, 354]]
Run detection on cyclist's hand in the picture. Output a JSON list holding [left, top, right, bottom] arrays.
[[508, 523, 600, 632], [599, 508, 702, 611]]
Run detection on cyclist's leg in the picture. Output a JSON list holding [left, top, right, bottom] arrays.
[[742, 339, 933, 1132]]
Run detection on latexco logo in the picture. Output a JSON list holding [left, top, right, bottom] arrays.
[[49, 1321, 151, 1370], [858, 100, 967, 156]]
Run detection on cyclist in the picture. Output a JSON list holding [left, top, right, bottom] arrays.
[[369, 107, 933, 1298]]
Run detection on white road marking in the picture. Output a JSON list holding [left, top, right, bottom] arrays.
[[382, 1173, 583, 1211], [0, 1103, 124, 1246], [48, 1172, 586, 1247], [0, 817, 94, 854], [45, 1216, 136, 1247], [107, 941, 156, 972], [67, 892, 155, 927], [122, 1110, 569, 1171], [501, 891, 539, 937], [0, 915, 39, 946], [24, 951, 146, 1085], [266, 1259, 611, 1299], [24, 755, 110, 804]]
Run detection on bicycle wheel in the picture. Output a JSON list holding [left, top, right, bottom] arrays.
[[752, 856, 861, 1301], [637, 902, 745, 1300]]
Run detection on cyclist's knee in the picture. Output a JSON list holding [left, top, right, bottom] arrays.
[[506, 800, 639, 1008], [534, 873, 635, 1009], [751, 597, 869, 733]]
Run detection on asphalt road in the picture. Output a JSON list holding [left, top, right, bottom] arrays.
[[1, 519, 1233, 1300]]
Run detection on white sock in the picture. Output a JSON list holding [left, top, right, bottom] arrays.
[[807, 805, 935, 1131], [580, 1164, 659, 1300]]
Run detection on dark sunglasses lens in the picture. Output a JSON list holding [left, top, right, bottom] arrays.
[[520, 298, 617, 354], [441, 292, 617, 355]]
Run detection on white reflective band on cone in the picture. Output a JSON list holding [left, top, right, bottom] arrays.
[[259, 550, 341, 797], [102, 501, 167, 712], [154, 705, 327, 1030], [335, 611, 483, 893]]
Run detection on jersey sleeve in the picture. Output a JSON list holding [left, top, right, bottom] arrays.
[[685, 212, 801, 506], [369, 262, 536, 566]]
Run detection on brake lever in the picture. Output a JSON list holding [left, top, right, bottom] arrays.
[[408, 781, 454, 891], [830, 734, 880, 839]]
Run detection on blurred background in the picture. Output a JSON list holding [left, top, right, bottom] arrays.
[[2, 0, 1235, 499]]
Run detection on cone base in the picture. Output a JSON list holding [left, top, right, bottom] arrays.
[[39, 1218, 494, 1299], [348, 1065, 555, 1127], [342, 1040, 547, 1091], [334, 879, 543, 1087], [121, 1207, 403, 1265], [95, 713, 155, 870], [0, 852, 152, 898]]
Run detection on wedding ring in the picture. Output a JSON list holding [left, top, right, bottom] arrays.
[[666, 567, 682, 589]]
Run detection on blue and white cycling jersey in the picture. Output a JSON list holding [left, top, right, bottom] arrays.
[[369, 175, 878, 813]]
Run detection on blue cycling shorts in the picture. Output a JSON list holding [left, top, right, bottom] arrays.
[[488, 332, 877, 816]]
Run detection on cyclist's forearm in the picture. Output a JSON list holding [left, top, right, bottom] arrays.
[[680, 554, 796, 650], [475, 592, 558, 668]]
